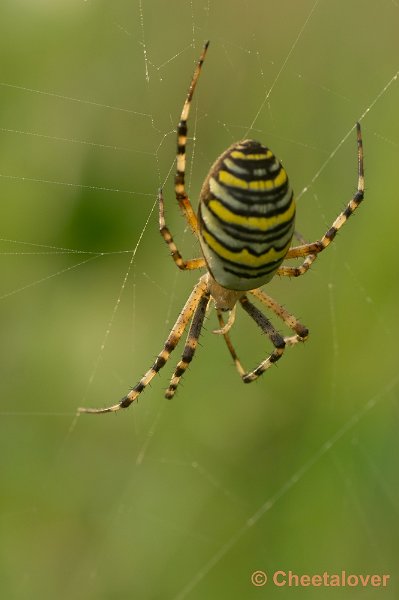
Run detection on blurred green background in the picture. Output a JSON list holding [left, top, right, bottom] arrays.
[[1, 1, 398, 598]]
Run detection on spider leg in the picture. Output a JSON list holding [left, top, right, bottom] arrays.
[[165, 290, 210, 399], [216, 297, 288, 383], [278, 122, 364, 277], [213, 304, 236, 334], [250, 288, 308, 346], [78, 276, 208, 414], [216, 309, 246, 378], [239, 295, 286, 383], [218, 290, 307, 381], [175, 41, 209, 234], [159, 188, 206, 270]]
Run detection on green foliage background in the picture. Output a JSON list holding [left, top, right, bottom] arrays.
[[0, 1, 398, 598]]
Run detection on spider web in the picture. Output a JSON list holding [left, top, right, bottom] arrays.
[[0, 1, 398, 598]]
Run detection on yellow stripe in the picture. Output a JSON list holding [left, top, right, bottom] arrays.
[[218, 168, 287, 191], [208, 197, 295, 231], [202, 229, 290, 267], [230, 150, 273, 160]]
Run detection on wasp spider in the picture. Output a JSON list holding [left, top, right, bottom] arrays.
[[79, 41, 364, 414]]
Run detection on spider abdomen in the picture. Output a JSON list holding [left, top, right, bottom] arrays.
[[198, 140, 296, 291]]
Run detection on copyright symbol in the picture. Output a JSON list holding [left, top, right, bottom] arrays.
[[251, 570, 267, 586]]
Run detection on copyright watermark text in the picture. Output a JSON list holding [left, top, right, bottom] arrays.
[[251, 570, 390, 588]]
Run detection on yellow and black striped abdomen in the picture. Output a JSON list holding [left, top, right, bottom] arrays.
[[198, 140, 295, 291]]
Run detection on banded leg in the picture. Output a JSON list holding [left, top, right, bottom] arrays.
[[175, 41, 210, 234], [165, 290, 210, 399], [78, 276, 208, 414], [240, 296, 286, 383], [250, 288, 308, 346], [277, 253, 318, 278], [277, 122, 364, 277], [159, 188, 206, 270]]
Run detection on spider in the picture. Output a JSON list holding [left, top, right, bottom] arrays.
[[79, 41, 364, 415]]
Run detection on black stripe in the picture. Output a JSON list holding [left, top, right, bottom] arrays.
[[220, 218, 295, 244], [132, 382, 145, 394], [153, 355, 167, 371], [220, 229, 291, 246], [232, 141, 267, 155], [201, 219, 290, 256], [200, 199, 295, 236], [178, 121, 187, 136], [222, 157, 282, 182], [201, 233, 285, 272], [206, 187, 293, 219], [223, 261, 283, 279], [216, 180, 291, 207]]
